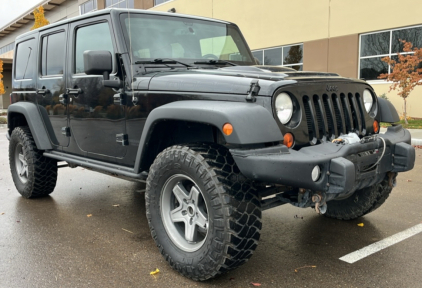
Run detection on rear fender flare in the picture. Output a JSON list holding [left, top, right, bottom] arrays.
[[7, 102, 53, 150]]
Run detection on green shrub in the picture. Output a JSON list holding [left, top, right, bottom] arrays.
[[0, 117, 7, 124], [379, 93, 389, 101]]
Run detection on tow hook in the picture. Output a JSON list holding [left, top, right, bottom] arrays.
[[387, 172, 398, 187], [312, 193, 327, 214]]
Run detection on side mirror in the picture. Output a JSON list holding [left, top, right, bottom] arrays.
[[83, 50, 122, 88]]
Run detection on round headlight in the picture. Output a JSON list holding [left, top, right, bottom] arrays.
[[363, 89, 374, 113], [275, 93, 293, 124]]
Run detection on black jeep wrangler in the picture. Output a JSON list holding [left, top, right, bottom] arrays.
[[7, 8, 415, 281]]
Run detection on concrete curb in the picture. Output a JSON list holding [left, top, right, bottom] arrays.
[[412, 138, 422, 146], [0, 124, 6, 129]]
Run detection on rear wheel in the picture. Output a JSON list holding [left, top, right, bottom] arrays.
[[146, 144, 262, 281], [324, 178, 392, 220], [9, 126, 57, 198]]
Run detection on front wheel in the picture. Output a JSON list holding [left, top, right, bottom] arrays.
[[145, 144, 262, 281], [324, 177, 393, 220]]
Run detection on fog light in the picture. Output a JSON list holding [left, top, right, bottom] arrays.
[[311, 165, 321, 182]]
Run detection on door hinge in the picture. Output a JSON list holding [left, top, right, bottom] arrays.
[[116, 134, 129, 146], [61, 127, 71, 137], [246, 79, 260, 102]]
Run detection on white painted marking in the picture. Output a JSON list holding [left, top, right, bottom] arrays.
[[340, 223, 422, 264]]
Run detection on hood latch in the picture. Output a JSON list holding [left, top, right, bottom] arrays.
[[246, 79, 260, 102]]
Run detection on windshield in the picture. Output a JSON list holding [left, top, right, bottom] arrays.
[[120, 13, 255, 66]]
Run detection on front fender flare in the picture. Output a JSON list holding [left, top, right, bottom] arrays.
[[7, 102, 53, 150], [378, 97, 400, 123], [134, 100, 283, 172]]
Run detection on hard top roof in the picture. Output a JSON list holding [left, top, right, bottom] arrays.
[[16, 8, 232, 40]]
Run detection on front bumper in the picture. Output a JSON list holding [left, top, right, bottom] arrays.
[[230, 125, 415, 194]]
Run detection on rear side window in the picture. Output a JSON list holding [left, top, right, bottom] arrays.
[[74, 22, 114, 74], [15, 38, 36, 80], [41, 32, 66, 76]]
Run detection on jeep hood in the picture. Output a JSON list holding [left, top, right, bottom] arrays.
[[139, 65, 367, 97]]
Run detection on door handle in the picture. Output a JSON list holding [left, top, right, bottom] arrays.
[[66, 88, 83, 96], [36, 88, 50, 96]]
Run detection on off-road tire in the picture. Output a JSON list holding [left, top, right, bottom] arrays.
[[324, 178, 392, 220], [145, 143, 262, 281], [9, 126, 57, 198]]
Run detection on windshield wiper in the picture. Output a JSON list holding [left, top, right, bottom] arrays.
[[135, 58, 194, 68], [193, 60, 237, 66]]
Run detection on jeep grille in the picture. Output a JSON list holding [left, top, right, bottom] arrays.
[[303, 93, 366, 143]]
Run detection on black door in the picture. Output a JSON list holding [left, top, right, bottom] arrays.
[[36, 25, 69, 147], [66, 16, 126, 159]]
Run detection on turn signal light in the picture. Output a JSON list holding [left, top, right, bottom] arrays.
[[222, 123, 233, 136], [373, 120, 380, 133], [283, 132, 294, 148]]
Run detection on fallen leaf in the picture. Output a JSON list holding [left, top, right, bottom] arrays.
[[87, 214, 92, 217], [407, 179, 412, 182], [112, 204, 120, 207], [0, 212, 4, 215], [16, 220, 20, 223], [229, 277, 235, 281], [294, 265, 316, 272], [250, 283, 261, 287], [357, 223, 364, 227], [150, 268, 160, 275], [122, 228, 133, 234]]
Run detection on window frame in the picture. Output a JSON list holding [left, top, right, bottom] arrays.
[[358, 24, 422, 84], [251, 43, 304, 70], [71, 19, 117, 76], [14, 38, 36, 81], [39, 30, 67, 78]]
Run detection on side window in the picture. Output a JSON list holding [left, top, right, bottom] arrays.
[[15, 38, 36, 80], [75, 22, 114, 74], [41, 31, 65, 76]]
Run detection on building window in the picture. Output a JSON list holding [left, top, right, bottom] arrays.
[[251, 44, 303, 71], [359, 25, 422, 81], [105, 0, 134, 8], [154, 0, 171, 6], [0, 42, 14, 55], [79, 0, 97, 15]]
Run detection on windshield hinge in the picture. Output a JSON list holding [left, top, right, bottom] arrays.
[[246, 79, 260, 102]]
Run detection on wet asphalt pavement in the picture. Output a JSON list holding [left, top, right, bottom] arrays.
[[1, 127, 422, 288]]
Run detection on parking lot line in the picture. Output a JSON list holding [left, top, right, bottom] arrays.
[[340, 223, 422, 264]]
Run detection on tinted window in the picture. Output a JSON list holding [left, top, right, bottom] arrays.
[[392, 26, 422, 53], [41, 32, 65, 76], [251, 50, 263, 64], [360, 32, 390, 57], [75, 22, 114, 74], [264, 48, 282, 66], [360, 57, 388, 80], [283, 45, 303, 65], [15, 38, 36, 80]]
